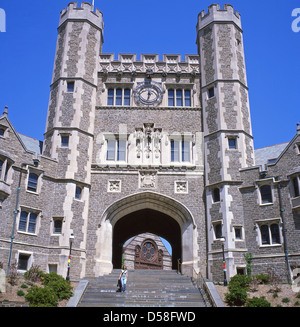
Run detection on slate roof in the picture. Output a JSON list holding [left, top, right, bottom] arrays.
[[18, 133, 43, 154], [254, 142, 289, 168]]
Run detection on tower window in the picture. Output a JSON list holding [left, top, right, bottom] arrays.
[[214, 222, 222, 240], [228, 138, 237, 149], [212, 188, 220, 203], [67, 81, 74, 93], [75, 185, 82, 200], [208, 87, 215, 99], [0, 128, 5, 137], [61, 135, 69, 147]]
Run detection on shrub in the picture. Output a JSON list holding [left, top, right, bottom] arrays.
[[254, 273, 269, 284], [225, 284, 248, 306], [229, 274, 251, 289], [246, 296, 271, 307], [24, 265, 43, 282], [25, 286, 58, 307], [42, 272, 73, 300], [282, 297, 290, 303], [17, 290, 25, 297], [225, 274, 252, 306]]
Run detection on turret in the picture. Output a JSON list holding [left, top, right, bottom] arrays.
[[197, 4, 254, 281], [42, 2, 104, 278]]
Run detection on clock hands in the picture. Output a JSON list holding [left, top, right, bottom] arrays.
[[147, 90, 152, 100]]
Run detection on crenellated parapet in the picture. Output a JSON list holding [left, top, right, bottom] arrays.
[[99, 53, 200, 76], [197, 4, 241, 31], [59, 1, 104, 31]]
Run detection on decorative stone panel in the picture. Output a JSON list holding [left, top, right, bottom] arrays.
[[175, 181, 188, 194], [107, 180, 121, 192], [139, 170, 157, 189]]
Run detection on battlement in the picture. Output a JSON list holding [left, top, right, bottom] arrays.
[[98, 53, 200, 75], [197, 3, 241, 31], [59, 2, 103, 31]]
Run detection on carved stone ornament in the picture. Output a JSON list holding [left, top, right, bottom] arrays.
[[107, 180, 121, 192], [175, 181, 188, 194], [139, 170, 157, 189]]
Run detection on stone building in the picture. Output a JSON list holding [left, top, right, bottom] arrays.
[[0, 2, 299, 283]]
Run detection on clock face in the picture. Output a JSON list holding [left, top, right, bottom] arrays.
[[134, 81, 163, 106]]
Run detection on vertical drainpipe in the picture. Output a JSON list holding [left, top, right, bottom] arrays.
[[7, 163, 26, 275], [277, 180, 292, 283]]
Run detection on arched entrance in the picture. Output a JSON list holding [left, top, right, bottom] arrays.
[[94, 191, 198, 276], [113, 209, 181, 269]]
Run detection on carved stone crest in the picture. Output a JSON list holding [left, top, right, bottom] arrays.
[[139, 170, 157, 189]]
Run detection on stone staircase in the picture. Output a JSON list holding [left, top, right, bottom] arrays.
[[77, 269, 211, 307]]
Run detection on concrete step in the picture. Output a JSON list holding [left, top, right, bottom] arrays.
[[78, 269, 210, 307]]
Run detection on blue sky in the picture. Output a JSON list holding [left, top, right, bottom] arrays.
[[0, 0, 299, 151]]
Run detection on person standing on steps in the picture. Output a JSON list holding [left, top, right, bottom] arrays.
[[119, 265, 128, 292]]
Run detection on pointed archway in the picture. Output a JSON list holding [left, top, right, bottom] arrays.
[[94, 191, 197, 276], [113, 208, 181, 269]]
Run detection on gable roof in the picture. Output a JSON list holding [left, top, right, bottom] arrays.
[[18, 133, 43, 154], [254, 142, 289, 168]]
